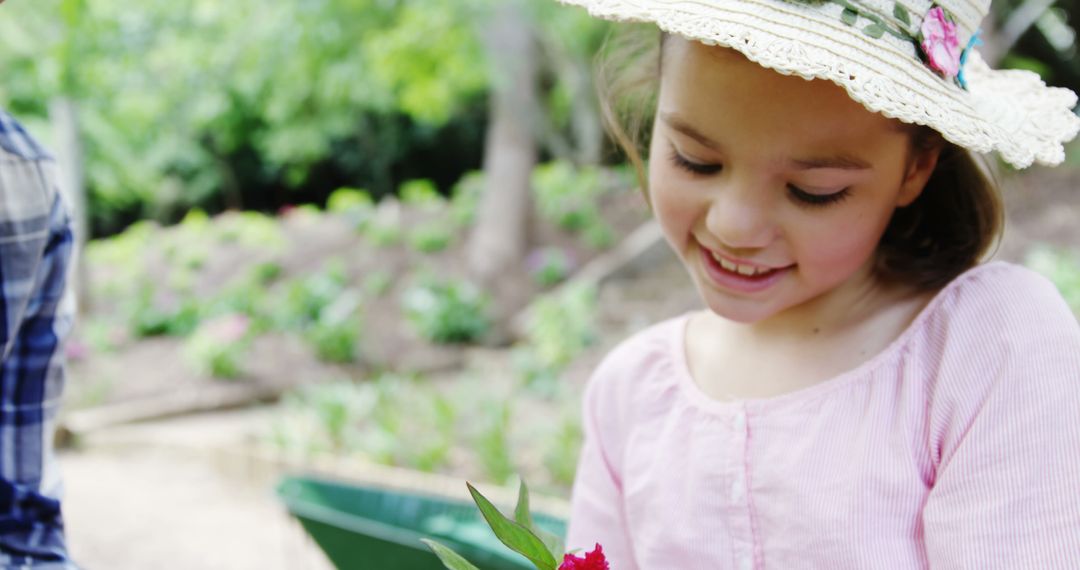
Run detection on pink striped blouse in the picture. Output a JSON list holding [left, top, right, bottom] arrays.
[[566, 262, 1080, 569]]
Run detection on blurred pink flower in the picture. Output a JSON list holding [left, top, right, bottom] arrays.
[[920, 7, 961, 78], [65, 340, 89, 361], [559, 543, 609, 570], [205, 313, 250, 344]]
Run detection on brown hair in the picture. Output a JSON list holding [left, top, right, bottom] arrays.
[[595, 27, 1003, 291]]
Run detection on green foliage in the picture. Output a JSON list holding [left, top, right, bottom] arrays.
[[362, 270, 394, 298], [421, 540, 481, 570], [402, 278, 491, 344], [326, 187, 374, 213], [274, 380, 376, 454], [80, 318, 125, 353], [475, 401, 515, 485], [1001, 54, 1053, 78], [532, 161, 613, 247], [466, 482, 557, 570], [411, 394, 457, 473], [582, 222, 615, 249], [183, 313, 252, 379], [513, 480, 564, 560], [327, 187, 376, 230], [280, 260, 349, 327], [86, 220, 155, 296], [129, 286, 201, 337], [306, 320, 359, 363], [304, 290, 363, 364], [362, 204, 404, 247], [426, 481, 562, 570], [409, 223, 454, 254], [271, 260, 363, 362], [1026, 246, 1080, 315], [366, 3, 487, 124], [514, 283, 598, 391], [450, 170, 484, 228], [250, 261, 284, 286], [272, 374, 455, 473], [0, 0, 488, 234], [215, 211, 286, 251], [399, 178, 444, 208], [527, 247, 573, 287], [365, 220, 403, 247], [208, 283, 274, 332], [542, 414, 583, 490]]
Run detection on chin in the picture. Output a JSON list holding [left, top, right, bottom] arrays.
[[693, 281, 784, 324]]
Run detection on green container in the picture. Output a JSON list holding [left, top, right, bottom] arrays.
[[277, 475, 567, 570]]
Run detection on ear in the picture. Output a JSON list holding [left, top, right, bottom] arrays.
[[896, 144, 941, 207]]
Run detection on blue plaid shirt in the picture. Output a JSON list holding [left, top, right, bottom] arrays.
[[0, 110, 77, 568]]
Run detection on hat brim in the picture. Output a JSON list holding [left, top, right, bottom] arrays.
[[561, 0, 1080, 168]]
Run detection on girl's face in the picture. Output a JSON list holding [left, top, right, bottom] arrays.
[[650, 38, 939, 326]]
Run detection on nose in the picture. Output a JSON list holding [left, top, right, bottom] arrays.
[[703, 180, 777, 251]]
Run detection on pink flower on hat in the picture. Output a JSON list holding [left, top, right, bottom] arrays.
[[920, 6, 962, 78], [559, 543, 609, 570]]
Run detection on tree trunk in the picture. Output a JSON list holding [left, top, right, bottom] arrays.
[[468, 1, 539, 286], [50, 97, 91, 313], [570, 59, 604, 165]]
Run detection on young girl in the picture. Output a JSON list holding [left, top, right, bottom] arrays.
[[555, 0, 1080, 567]]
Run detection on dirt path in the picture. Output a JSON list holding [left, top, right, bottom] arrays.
[[59, 410, 335, 570]]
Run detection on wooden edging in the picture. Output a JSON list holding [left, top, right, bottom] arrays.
[[57, 383, 282, 445], [512, 219, 668, 335]]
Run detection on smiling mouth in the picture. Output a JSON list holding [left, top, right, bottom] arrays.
[[708, 251, 778, 277]]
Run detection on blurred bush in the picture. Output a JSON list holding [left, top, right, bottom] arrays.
[[0, 0, 611, 237]]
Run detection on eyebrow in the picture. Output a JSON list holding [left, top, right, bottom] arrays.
[[790, 155, 871, 171], [660, 112, 723, 150], [660, 112, 872, 171]]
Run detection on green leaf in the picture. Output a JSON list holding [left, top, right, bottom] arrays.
[[841, 8, 858, 26], [467, 483, 558, 570], [421, 539, 482, 570], [534, 525, 565, 561], [893, 3, 911, 26], [514, 479, 533, 528], [514, 480, 565, 559], [863, 23, 886, 38]]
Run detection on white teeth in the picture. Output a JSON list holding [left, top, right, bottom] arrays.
[[711, 251, 771, 276]]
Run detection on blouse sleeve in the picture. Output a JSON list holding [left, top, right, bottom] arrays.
[[922, 265, 1080, 569], [565, 344, 641, 569]]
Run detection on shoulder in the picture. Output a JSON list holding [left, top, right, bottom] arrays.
[[0, 109, 52, 163], [915, 262, 1080, 477], [914, 260, 1079, 387], [928, 261, 1078, 336], [0, 109, 61, 224], [588, 314, 685, 391], [581, 314, 687, 421], [919, 261, 1079, 429]]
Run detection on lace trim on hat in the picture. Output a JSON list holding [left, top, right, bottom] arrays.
[[560, 0, 1080, 167]]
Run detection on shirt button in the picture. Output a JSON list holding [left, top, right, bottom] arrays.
[[731, 476, 746, 502], [733, 410, 746, 432]]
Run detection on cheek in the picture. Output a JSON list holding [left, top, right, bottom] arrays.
[[649, 171, 702, 246], [789, 204, 892, 275]]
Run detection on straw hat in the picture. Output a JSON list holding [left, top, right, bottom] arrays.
[[557, 0, 1080, 168]]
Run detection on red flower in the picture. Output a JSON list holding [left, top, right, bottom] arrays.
[[559, 543, 609, 570]]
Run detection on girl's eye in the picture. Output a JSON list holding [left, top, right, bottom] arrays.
[[669, 149, 722, 176], [787, 184, 851, 207]]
